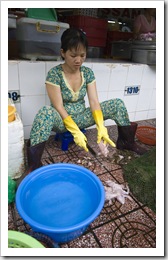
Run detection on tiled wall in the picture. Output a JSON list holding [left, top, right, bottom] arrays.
[[8, 60, 156, 139]]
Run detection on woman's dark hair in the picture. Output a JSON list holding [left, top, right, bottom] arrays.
[[61, 28, 88, 52]]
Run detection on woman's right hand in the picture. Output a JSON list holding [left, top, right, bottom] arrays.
[[73, 130, 88, 152], [63, 115, 88, 152]]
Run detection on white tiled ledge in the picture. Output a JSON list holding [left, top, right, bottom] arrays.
[[8, 60, 156, 139], [86, 58, 139, 64]]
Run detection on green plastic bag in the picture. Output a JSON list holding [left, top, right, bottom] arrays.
[[8, 176, 17, 204]]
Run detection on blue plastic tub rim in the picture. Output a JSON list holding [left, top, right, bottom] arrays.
[[16, 163, 105, 234]]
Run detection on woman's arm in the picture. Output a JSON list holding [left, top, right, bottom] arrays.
[[46, 83, 68, 120], [46, 83, 89, 151], [87, 81, 116, 148], [87, 81, 101, 111]]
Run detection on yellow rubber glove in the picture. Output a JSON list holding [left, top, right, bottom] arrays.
[[92, 110, 116, 147], [63, 115, 88, 152]]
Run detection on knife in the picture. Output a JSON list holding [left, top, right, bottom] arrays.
[[87, 144, 97, 156]]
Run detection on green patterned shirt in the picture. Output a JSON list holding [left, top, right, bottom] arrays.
[[45, 64, 96, 116]]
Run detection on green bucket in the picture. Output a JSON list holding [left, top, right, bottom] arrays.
[[8, 230, 45, 248]]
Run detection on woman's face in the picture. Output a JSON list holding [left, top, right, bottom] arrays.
[[61, 44, 87, 71]]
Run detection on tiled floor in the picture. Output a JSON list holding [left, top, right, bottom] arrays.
[[8, 119, 156, 248]]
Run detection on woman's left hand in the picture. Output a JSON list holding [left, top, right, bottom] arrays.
[[97, 124, 116, 147], [92, 110, 116, 148]]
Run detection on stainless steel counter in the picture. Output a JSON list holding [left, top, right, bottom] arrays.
[[131, 40, 156, 65]]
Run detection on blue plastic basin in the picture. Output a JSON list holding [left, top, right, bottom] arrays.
[[16, 163, 105, 243]]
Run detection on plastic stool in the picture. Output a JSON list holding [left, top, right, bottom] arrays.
[[55, 129, 86, 151]]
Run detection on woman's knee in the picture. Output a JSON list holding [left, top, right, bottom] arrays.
[[115, 98, 126, 108], [101, 98, 126, 112], [36, 106, 58, 121], [40, 105, 54, 116]]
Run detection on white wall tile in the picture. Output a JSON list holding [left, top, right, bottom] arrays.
[[14, 103, 21, 118], [141, 65, 156, 89], [92, 63, 111, 92], [84, 91, 108, 107], [45, 94, 51, 106], [147, 109, 156, 119], [83, 62, 93, 69], [136, 88, 153, 111], [23, 125, 32, 140], [97, 91, 108, 103], [107, 91, 124, 101], [149, 89, 156, 110], [126, 64, 144, 85], [128, 112, 135, 122], [8, 61, 19, 91], [123, 95, 139, 113], [21, 95, 45, 126], [19, 61, 46, 96], [134, 110, 149, 121], [108, 64, 128, 91]]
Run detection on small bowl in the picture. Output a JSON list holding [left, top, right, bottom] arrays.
[[8, 105, 16, 122], [16, 163, 105, 243], [136, 126, 156, 145]]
